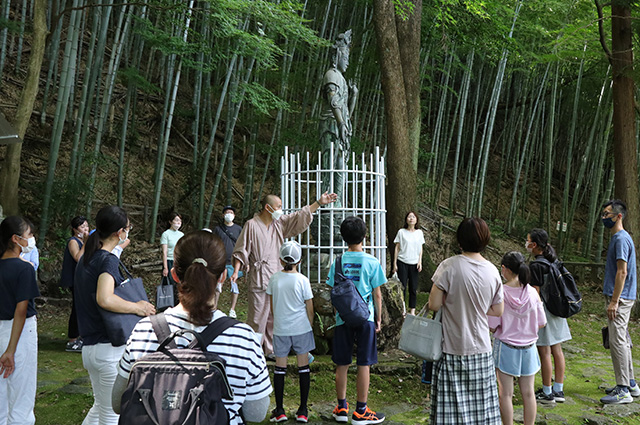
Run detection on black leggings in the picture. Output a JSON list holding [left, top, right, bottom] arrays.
[[397, 260, 419, 309], [68, 286, 79, 339]]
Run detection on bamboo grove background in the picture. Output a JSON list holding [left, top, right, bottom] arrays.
[[0, 0, 637, 259]]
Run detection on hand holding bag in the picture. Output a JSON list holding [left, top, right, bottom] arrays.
[[155, 276, 175, 312], [99, 260, 149, 346], [398, 304, 442, 361]]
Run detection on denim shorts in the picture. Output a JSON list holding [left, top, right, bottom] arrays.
[[493, 339, 540, 377], [332, 322, 377, 366], [273, 331, 315, 358]]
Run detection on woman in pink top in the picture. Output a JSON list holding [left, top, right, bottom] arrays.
[[489, 251, 546, 425]]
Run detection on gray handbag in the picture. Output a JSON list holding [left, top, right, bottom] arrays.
[[398, 304, 443, 361]]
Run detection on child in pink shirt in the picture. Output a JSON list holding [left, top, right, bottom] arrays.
[[489, 251, 546, 425]]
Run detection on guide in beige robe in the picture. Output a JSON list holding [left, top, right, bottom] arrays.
[[232, 206, 313, 355]]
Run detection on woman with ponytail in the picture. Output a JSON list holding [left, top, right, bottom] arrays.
[[526, 229, 571, 404], [0, 216, 39, 425], [75, 205, 155, 425], [489, 251, 546, 425], [113, 230, 271, 424]]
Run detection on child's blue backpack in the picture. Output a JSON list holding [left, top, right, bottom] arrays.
[[330, 256, 370, 328]]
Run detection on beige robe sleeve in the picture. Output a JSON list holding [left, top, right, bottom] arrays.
[[232, 221, 252, 273], [280, 205, 314, 239]]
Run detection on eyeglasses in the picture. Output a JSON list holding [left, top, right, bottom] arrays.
[[601, 211, 616, 219]]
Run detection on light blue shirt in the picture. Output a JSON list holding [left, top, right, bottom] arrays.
[[603, 229, 637, 300], [326, 251, 386, 326], [21, 247, 39, 271]]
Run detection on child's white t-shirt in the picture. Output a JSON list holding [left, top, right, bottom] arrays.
[[266, 271, 314, 336]]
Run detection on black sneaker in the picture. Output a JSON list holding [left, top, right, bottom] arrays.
[[352, 406, 385, 424], [553, 390, 565, 403], [535, 389, 556, 405], [296, 406, 308, 423], [270, 408, 287, 423], [65, 339, 83, 353]]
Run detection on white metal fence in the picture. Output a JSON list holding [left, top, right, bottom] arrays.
[[281, 144, 386, 284]]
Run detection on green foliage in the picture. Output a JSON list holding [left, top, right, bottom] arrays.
[[0, 17, 22, 32], [135, 0, 327, 73], [394, 0, 417, 21], [118, 67, 161, 94], [239, 81, 291, 115]]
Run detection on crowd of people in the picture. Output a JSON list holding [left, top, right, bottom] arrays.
[[0, 197, 636, 425]]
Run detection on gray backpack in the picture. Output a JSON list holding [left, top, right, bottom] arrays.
[[118, 313, 239, 425]]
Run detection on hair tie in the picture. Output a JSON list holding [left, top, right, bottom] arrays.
[[192, 258, 208, 267]]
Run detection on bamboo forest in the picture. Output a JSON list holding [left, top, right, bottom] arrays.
[[5, 1, 640, 425], [0, 0, 636, 258]]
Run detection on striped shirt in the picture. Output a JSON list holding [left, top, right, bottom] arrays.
[[117, 306, 272, 424]]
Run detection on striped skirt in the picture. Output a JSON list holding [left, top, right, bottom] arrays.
[[430, 352, 501, 425]]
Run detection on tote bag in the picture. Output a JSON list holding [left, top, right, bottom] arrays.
[[398, 305, 442, 361], [155, 276, 175, 311], [99, 260, 149, 346]]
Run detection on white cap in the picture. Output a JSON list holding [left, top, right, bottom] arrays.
[[280, 240, 302, 264]]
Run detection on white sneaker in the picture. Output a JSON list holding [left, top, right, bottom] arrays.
[[229, 309, 237, 319], [631, 384, 640, 397]]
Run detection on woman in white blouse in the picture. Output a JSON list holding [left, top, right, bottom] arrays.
[[392, 211, 425, 315]]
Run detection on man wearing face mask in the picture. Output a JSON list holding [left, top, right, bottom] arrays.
[[600, 199, 638, 404], [214, 206, 243, 318], [232, 192, 338, 359]]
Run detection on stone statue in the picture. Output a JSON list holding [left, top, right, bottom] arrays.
[[319, 29, 358, 207]]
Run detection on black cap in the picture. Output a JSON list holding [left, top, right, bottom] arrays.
[[222, 205, 235, 213]]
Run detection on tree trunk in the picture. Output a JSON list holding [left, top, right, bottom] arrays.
[[610, 2, 640, 243], [395, 0, 421, 172], [373, 0, 417, 266], [0, 0, 47, 215]]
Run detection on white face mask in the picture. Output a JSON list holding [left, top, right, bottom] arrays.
[[224, 213, 234, 224], [18, 235, 36, 254], [119, 230, 129, 245], [525, 241, 533, 253], [267, 204, 284, 221]]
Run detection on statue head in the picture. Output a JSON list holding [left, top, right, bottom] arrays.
[[332, 29, 352, 73]]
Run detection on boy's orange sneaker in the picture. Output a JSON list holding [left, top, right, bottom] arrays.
[[332, 403, 349, 423], [351, 406, 385, 424]]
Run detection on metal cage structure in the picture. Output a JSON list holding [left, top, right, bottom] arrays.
[[280, 144, 386, 284]]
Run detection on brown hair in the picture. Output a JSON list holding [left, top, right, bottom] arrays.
[[173, 230, 226, 325], [456, 217, 490, 253]]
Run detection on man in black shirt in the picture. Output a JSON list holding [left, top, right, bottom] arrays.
[[214, 206, 243, 318]]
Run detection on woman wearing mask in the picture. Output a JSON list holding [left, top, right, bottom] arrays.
[[0, 216, 39, 425], [392, 211, 425, 315], [429, 217, 503, 424], [526, 229, 571, 404], [161, 212, 184, 295], [113, 230, 271, 424], [60, 216, 90, 352], [75, 205, 155, 425]]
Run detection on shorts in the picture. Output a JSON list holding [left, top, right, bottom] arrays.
[[332, 322, 377, 366], [493, 339, 540, 377], [273, 331, 316, 358], [225, 265, 242, 294]]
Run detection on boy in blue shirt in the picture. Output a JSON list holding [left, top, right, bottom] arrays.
[[326, 216, 386, 424]]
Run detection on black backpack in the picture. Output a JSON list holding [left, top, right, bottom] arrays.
[[118, 313, 239, 425], [534, 257, 582, 318], [330, 256, 370, 328]]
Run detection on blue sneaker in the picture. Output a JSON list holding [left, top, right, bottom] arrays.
[[308, 353, 314, 364], [601, 386, 633, 404]]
